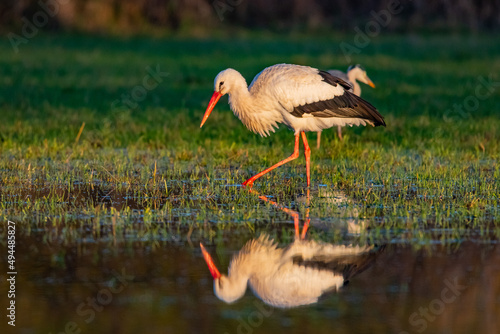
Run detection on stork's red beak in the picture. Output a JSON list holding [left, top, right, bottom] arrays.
[[200, 91, 222, 128], [200, 243, 221, 279]]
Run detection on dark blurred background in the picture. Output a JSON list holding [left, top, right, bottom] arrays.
[[1, 0, 499, 33]]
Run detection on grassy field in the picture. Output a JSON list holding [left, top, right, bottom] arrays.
[[0, 32, 499, 247]]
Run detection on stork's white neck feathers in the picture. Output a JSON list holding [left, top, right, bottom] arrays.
[[216, 69, 281, 137], [347, 69, 362, 96]]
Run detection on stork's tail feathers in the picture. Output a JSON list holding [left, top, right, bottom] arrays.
[[317, 70, 386, 127]]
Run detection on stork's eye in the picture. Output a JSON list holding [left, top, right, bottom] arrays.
[[219, 81, 224, 89]]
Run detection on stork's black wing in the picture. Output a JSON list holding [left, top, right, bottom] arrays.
[[291, 71, 386, 127]]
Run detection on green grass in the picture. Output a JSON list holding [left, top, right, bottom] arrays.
[[0, 32, 499, 246]]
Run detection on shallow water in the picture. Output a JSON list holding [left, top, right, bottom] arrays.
[[1, 188, 499, 334], [2, 229, 500, 334]]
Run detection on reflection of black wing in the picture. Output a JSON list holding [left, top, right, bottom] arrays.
[[292, 245, 385, 283]]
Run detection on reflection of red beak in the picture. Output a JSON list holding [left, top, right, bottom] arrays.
[[200, 243, 221, 279], [200, 91, 222, 128]]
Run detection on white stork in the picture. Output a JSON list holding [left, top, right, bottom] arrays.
[[317, 64, 376, 147], [200, 234, 380, 308], [200, 64, 385, 187]]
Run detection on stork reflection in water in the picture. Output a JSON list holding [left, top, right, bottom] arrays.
[[200, 189, 382, 308]]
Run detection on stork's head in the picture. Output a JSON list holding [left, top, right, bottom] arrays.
[[200, 243, 247, 304], [348, 64, 376, 88], [200, 68, 244, 128]]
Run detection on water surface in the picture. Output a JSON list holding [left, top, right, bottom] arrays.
[[1, 188, 499, 334]]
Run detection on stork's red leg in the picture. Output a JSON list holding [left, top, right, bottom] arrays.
[[242, 134, 300, 187], [316, 131, 322, 149], [301, 132, 311, 187], [337, 126, 343, 141]]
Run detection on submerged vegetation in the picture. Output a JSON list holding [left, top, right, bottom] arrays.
[[0, 33, 499, 247]]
